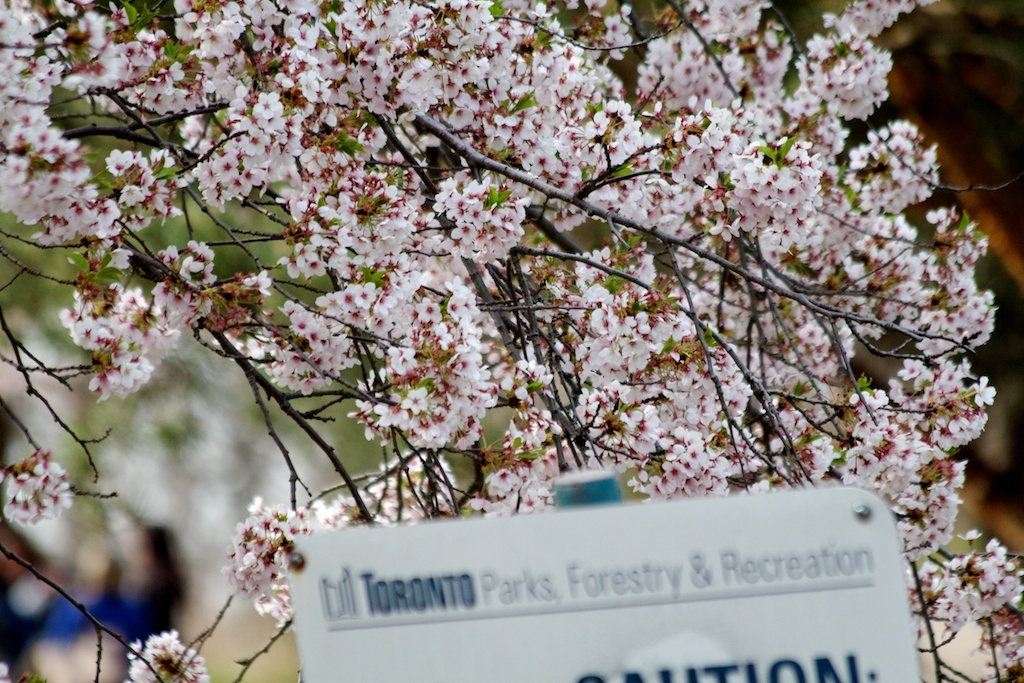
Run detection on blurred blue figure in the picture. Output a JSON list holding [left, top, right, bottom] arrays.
[[0, 521, 55, 672], [32, 544, 152, 683]]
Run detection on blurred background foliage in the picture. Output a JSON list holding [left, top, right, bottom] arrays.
[[873, 0, 1024, 546], [779, 0, 1024, 546]]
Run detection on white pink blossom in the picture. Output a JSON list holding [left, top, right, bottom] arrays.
[[223, 498, 316, 602], [1, 450, 74, 525], [126, 631, 210, 683], [917, 539, 1023, 635], [799, 32, 892, 120]]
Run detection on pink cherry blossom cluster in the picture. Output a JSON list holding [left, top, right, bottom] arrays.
[[350, 279, 498, 450], [435, 173, 530, 261], [0, 8, 116, 247], [826, 0, 937, 38], [728, 138, 823, 243], [126, 631, 210, 683], [664, 105, 826, 244], [0, 450, 73, 526], [472, 447, 561, 516], [831, 360, 994, 565], [267, 300, 357, 395], [223, 497, 326, 626], [108, 18, 207, 116], [846, 121, 937, 215], [103, 149, 184, 230], [223, 498, 318, 603], [226, 457, 455, 624], [798, 32, 893, 121], [915, 534, 1023, 636], [639, 2, 789, 110], [468, 359, 563, 515], [982, 604, 1024, 683], [62, 282, 181, 400]]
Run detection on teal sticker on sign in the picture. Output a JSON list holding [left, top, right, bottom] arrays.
[[290, 487, 919, 683]]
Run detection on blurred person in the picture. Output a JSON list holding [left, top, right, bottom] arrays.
[[31, 543, 151, 683], [137, 525, 184, 633], [29, 523, 186, 683], [0, 521, 55, 673]]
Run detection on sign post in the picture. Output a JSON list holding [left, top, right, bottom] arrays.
[[290, 487, 920, 683]]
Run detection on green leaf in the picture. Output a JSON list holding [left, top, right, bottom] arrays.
[[602, 275, 627, 294], [67, 253, 89, 270], [797, 432, 823, 446], [756, 145, 777, 165], [332, 131, 364, 155], [702, 326, 718, 347], [92, 169, 114, 191], [610, 162, 634, 178], [958, 211, 971, 233], [758, 139, 797, 168], [96, 267, 123, 284], [163, 41, 194, 61], [360, 266, 386, 287], [783, 257, 818, 279], [132, 6, 157, 29], [776, 136, 797, 163], [843, 184, 858, 206], [153, 166, 178, 182], [121, 0, 137, 24], [510, 91, 538, 114], [484, 187, 513, 209], [488, 0, 504, 17]]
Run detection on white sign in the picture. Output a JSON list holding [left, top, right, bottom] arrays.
[[290, 486, 919, 683]]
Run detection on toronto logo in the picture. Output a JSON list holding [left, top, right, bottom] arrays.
[[320, 568, 359, 621]]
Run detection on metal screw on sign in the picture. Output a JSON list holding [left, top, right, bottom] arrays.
[[853, 502, 872, 522], [554, 469, 622, 508], [289, 551, 306, 572]]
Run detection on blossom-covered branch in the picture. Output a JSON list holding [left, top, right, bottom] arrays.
[[0, 0, 1020, 680]]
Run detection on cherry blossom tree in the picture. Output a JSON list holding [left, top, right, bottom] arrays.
[[0, 0, 1020, 680]]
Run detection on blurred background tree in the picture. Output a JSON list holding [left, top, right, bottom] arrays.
[[766, 0, 1024, 545], [880, 0, 1024, 546]]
